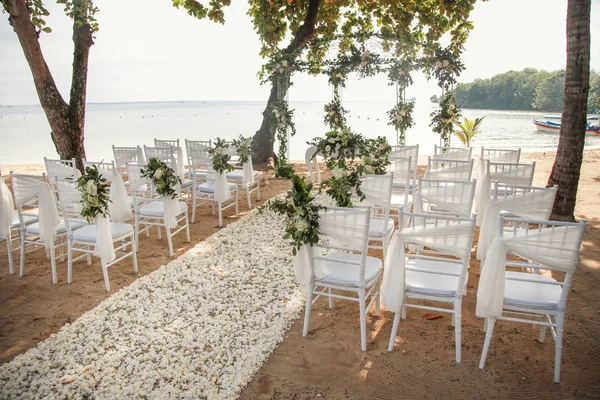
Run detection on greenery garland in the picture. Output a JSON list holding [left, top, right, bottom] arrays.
[[430, 91, 462, 148], [270, 99, 297, 178], [321, 165, 364, 208], [205, 137, 234, 174], [76, 165, 111, 222], [363, 137, 392, 175], [387, 101, 415, 145], [260, 174, 324, 256], [232, 135, 254, 164], [141, 158, 182, 199], [323, 91, 349, 131]]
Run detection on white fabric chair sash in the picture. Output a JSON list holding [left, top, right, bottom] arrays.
[[425, 163, 471, 181], [476, 188, 556, 261], [242, 161, 255, 187], [108, 174, 133, 223], [38, 182, 60, 250], [293, 209, 370, 285], [361, 175, 392, 209], [214, 171, 232, 203], [382, 223, 474, 313], [476, 167, 534, 226], [46, 162, 81, 182], [127, 166, 150, 191], [0, 176, 15, 238], [162, 196, 180, 229], [413, 184, 472, 217], [433, 149, 471, 161], [476, 226, 581, 318]]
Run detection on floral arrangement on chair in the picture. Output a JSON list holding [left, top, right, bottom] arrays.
[[232, 135, 254, 164], [363, 137, 391, 175], [141, 158, 181, 199], [76, 165, 111, 222], [205, 138, 234, 174], [260, 174, 324, 255]]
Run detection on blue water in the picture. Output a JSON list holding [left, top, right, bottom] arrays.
[[1, 101, 599, 165]]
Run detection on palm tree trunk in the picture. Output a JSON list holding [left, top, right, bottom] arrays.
[[547, 0, 590, 221]]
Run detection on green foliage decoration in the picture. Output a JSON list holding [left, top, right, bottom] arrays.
[[232, 135, 254, 164], [205, 138, 234, 174], [141, 158, 182, 199], [387, 101, 415, 145], [431, 91, 462, 147], [363, 137, 391, 175], [76, 164, 111, 222], [260, 174, 324, 256]]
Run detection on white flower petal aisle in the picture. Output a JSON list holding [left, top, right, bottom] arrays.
[[0, 208, 305, 399]]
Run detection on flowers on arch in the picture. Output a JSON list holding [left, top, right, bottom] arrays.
[[76, 165, 111, 222], [387, 101, 415, 134], [321, 163, 364, 208], [430, 91, 462, 147], [141, 158, 181, 199], [422, 45, 465, 90], [205, 138, 234, 174], [309, 128, 366, 164], [232, 135, 254, 164], [323, 96, 348, 131]]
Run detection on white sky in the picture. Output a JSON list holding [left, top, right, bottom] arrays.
[[0, 0, 599, 105]]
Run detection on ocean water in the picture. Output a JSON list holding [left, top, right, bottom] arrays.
[[1, 100, 599, 165]]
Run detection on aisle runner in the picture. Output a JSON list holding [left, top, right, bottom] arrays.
[[0, 209, 304, 399]]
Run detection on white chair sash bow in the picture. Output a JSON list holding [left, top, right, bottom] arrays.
[[95, 214, 116, 263], [382, 223, 474, 313], [413, 184, 472, 217], [108, 174, 133, 223], [242, 160, 255, 187], [38, 182, 60, 250], [163, 195, 180, 229], [476, 226, 581, 318], [214, 171, 232, 203], [476, 188, 556, 262]]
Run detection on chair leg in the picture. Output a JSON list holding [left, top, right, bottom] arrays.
[[166, 226, 174, 257], [328, 287, 334, 309], [134, 216, 140, 246], [6, 232, 14, 275], [191, 188, 197, 223], [234, 190, 239, 217], [246, 187, 251, 209], [185, 211, 191, 242], [401, 306, 407, 320], [388, 313, 402, 351], [86, 245, 92, 265], [257, 179, 261, 200], [554, 313, 565, 383], [131, 235, 138, 274], [101, 260, 110, 292], [19, 232, 26, 277], [454, 298, 462, 363], [67, 240, 73, 284], [479, 317, 496, 369], [157, 225, 162, 239], [538, 315, 549, 343], [375, 280, 381, 317], [302, 283, 313, 337], [218, 202, 223, 227], [359, 290, 367, 351]]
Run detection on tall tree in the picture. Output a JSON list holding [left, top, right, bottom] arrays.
[[1, 0, 98, 171], [547, 0, 591, 221]]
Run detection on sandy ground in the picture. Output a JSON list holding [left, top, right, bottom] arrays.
[[1, 150, 599, 399]]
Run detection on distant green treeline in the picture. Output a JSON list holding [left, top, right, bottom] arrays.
[[453, 68, 600, 113]]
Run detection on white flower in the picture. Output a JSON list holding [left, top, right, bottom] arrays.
[[450, 104, 456, 110], [328, 111, 335, 116], [360, 61, 368, 67], [154, 168, 163, 179], [294, 218, 309, 232], [325, 145, 331, 152], [332, 167, 347, 180], [335, 117, 340, 122], [86, 180, 97, 196], [442, 60, 449, 67], [435, 61, 442, 68], [279, 67, 284, 73], [215, 147, 226, 156], [282, 60, 288, 67], [400, 110, 406, 117], [336, 72, 343, 78], [327, 138, 336, 144]]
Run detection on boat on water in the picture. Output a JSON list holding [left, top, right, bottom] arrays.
[[533, 115, 600, 136]]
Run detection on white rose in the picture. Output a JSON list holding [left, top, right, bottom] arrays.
[[325, 145, 331, 152], [335, 117, 340, 122], [327, 138, 336, 143], [154, 168, 163, 179], [400, 110, 406, 116], [332, 167, 347, 180], [336, 72, 343, 78], [435, 61, 442, 68], [450, 104, 456, 110], [328, 111, 335, 116], [86, 180, 97, 196], [282, 60, 288, 67], [360, 61, 368, 67], [279, 67, 284, 73], [294, 218, 309, 232], [443, 60, 449, 67]]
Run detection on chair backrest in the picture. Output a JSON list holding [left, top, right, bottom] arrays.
[[481, 147, 521, 163], [500, 214, 586, 308], [426, 157, 474, 181], [185, 139, 212, 170], [311, 206, 371, 284], [486, 161, 535, 186], [54, 177, 86, 235], [388, 156, 412, 208], [143, 146, 178, 172], [416, 177, 477, 218], [125, 162, 154, 209], [113, 145, 145, 169], [389, 144, 418, 181], [305, 146, 321, 185], [82, 160, 118, 181], [360, 173, 394, 214], [154, 138, 180, 149], [492, 182, 556, 202], [433, 145, 473, 161], [398, 210, 476, 290], [44, 157, 79, 184], [10, 172, 51, 230]]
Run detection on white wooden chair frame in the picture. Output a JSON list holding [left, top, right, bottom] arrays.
[[426, 157, 474, 182], [302, 206, 382, 351], [433, 145, 473, 161], [224, 140, 261, 209], [359, 173, 395, 262], [478, 215, 586, 383], [486, 161, 536, 187], [388, 156, 413, 214], [388, 210, 477, 363], [144, 145, 193, 199], [416, 177, 477, 218], [305, 146, 323, 186], [55, 177, 138, 292], [185, 139, 212, 184], [389, 144, 419, 193], [126, 162, 190, 257], [481, 147, 521, 164]]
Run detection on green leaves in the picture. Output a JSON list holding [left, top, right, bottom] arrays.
[[205, 138, 234, 174], [430, 91, 462, 147], [76, 164, 111, 222], [171, 0, 231, 24], [141, 158, 182, 199], [454, 116, 485, 148]]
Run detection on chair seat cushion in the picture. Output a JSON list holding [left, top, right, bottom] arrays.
[[11, 214, 39, 228], [392, 181, 416, 190], [180, 178, 194, 189], [226, 170, 260, 181], [391, 194, 413, 207], [26, 219, 85, 236], [72, 222, 133, 242], [197, 181, 238, 194], [369, 217, 394, 237], [139, 201, 187, 217], [317, 252, 382, 287], [504, 271, 561, 310], [405, 259, 462, 297]]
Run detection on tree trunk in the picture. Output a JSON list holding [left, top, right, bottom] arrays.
[[547, 0, 590, 221], [3, 0, 93, 172], [253, 0, 322, 164]]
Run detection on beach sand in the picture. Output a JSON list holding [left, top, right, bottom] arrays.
[[1, 149, 599, 398]]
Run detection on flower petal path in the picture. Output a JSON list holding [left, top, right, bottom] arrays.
[[0, 207, 305, 399]]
